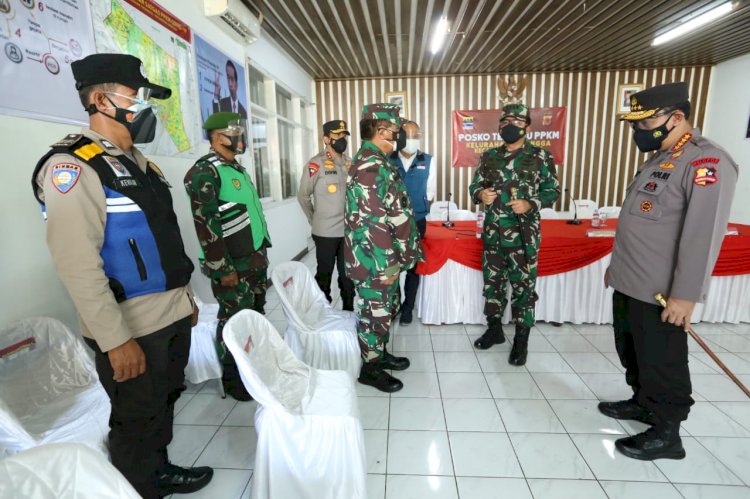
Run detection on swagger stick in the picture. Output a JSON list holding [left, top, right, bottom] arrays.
[[655, 293, 750, 399]]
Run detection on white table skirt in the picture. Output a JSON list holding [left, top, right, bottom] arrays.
[[417, 256, 750, 325]]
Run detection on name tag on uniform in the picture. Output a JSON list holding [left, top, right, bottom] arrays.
[[416, 165, 426, 169], [115, 178, 139, 189], [324, 170, 338, 175]]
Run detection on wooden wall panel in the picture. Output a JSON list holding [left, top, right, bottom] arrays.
[[315, 66, 712, 210]]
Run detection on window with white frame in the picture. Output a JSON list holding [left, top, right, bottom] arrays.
[[246, 62, 314, 202]]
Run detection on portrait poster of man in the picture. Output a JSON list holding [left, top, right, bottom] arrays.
[[194, 33, 248, 139]]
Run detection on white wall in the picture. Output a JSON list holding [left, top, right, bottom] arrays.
[[703, 52, 750, 225], [0, 0, 313, 330]]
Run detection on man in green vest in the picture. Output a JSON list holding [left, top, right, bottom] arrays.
[[184, 112, 271, 401]]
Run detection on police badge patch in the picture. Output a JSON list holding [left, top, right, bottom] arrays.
[[232, 178, 241, 190], [51, 163, 81, 194], [103, 156, 129, 177]]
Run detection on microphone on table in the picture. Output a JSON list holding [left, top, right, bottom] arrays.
[[442, 192, 455, 228], [565, 188, 582, 225]]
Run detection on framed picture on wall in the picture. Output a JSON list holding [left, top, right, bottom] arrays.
[[385, 90, 408, 117], [616, 83, 644, 114]]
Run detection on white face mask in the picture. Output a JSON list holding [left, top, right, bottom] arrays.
[[402, 138, 420, 154]]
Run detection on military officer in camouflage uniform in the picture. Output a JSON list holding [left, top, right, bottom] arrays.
[[184, 112, 271, 401], [345, 103, 424, 393], [297, 120, 356, 310], [600, 82, 738, 461], [470, 103, 560, 366]]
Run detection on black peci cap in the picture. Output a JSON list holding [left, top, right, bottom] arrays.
[[620, 82, 689, 121], [71, 53, 171, 99]]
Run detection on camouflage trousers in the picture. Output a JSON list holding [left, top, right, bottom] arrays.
[[211, 250, 268, 364], [356, 279, 400, 363], [483, 246, 539, 329]]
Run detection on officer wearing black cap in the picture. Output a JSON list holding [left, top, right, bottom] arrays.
[[297, 119, 356, 310], [30, 53, 213, 497], [600, 82, 738, 461]]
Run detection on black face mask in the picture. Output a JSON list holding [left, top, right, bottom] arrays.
[[224, 133, 247, 155], [500, 124, 526, 144], [94, 98, 158, 144], [330, 137, 347, 154], [632, 115, 674, 152]]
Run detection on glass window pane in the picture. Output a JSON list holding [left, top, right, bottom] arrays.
[[276, 87, 292, 119], [251, 117, 271, 198], [278, 121, 297, 199], [249, 66, 265, 108]]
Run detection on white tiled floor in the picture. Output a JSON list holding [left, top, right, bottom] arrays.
[[169, 251, 750, 498]]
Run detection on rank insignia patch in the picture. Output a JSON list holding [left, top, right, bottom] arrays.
[[51, 163, 81, 194]]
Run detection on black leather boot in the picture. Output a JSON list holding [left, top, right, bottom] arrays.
[[508, 325, 530, 366], [399, 307, 413, 325], [315, 271, 333, 303], [380, 347, 410, 371], [217, 319, 252, 402], [358, 362, 403, 393], [342, 295, 355, 312], [598, 399, 656, 425], [615, 421, 686, 460], [474, 322, 506, 350]]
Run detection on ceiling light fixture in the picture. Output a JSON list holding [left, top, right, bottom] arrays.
[[652, 1, 734, 46], [430, 16, 450, 54]]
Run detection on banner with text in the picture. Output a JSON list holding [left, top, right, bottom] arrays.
[[452, 107, 567, 167]]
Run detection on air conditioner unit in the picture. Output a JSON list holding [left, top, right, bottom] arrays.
[[204, 0, 261, 44]]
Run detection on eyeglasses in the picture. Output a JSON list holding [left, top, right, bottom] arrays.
[[499, 118, 527, 128]]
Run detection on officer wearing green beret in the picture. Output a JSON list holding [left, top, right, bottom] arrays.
[[600, 82, 738, 460], [345, 103, 424, 392], [469, 103, 560, 366], [184, 112, 271, 401]]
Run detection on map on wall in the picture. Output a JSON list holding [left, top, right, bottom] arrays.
[[0, 0, 96, 125], [91, 0, 199, 157]]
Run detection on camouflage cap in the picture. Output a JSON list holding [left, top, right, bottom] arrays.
[[499, 103, 530, 122], [203, 111, 242, 130], [361, 103, 401, 126]]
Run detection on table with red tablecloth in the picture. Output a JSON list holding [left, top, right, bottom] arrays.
[[414, 220, 750, 325]]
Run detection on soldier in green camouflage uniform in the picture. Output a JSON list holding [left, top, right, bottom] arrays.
[[470, 103, 560, 366], [184, 112, 271, 400], [345, 103, 424, 393]]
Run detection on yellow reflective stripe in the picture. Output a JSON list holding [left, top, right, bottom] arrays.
[[73, 142, 105, 161]]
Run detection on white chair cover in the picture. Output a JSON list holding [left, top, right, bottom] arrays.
[[270, 261, 361, 379], [184, 300, 223, 384], [574, 199, 598, 219], [449, 209, 477, 221], [0, 443, 140, 499], [598, 206, 622, 219], [0, 318, 109, 457], [540, 208, 560, 219], [223, 311, 367, 499]]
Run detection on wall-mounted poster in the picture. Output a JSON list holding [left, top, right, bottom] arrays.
[[0, 0, 96, 124], [91, 0, 200, 157], [194, 32, 247, 139]]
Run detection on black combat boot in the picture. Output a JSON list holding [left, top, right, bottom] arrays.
[[508, 325, 530, 366], [380, 347, 410, 371], [358, 362, 403, 393], [315, 271, 333, 303], [598, 399, 656, 425], [217, 319, 253, 402], [342, 295, 355, 312], [615, 421, 686, 460], [473, 321, 506, 350], [399, 307, 413, 325]]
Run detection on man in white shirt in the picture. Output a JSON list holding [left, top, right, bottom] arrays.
[[389, 120, 436, 324]]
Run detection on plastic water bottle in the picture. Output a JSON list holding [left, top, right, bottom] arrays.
[[476, 210, 485, 238], [591, 208, 600, 228]]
